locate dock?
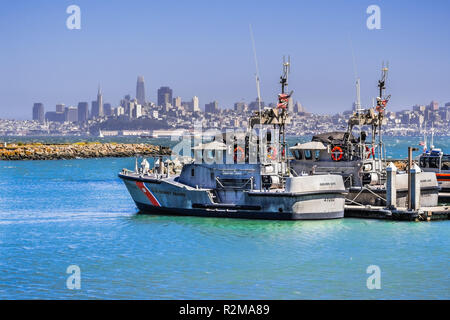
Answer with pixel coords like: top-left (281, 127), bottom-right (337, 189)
top-left (345, 205), bottom-right (450, 221)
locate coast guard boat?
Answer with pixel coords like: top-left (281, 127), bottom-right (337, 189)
top-left (290, 65), bottom-right (440, 207)
top-left (119, 60), bottom-right (347, 220)
top-left (418, 130), bottom-right (450, 193)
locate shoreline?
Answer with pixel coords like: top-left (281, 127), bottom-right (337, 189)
top-left (0, 142), bottom-right (171, 160)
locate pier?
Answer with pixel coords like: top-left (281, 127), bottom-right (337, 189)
top-left (344, 205), bottom-right (449, 221)
top-left (343, 150), bottom-right (449, 221)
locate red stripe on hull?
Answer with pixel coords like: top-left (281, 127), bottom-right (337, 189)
top-left (136, 181), bottom-right (161, 206)
top-left (436, 173), bottom-right (450, 181)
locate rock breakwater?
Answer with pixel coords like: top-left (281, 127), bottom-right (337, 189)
top-left (0, 143), bottom-right (171, 160)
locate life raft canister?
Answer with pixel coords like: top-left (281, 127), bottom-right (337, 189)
top-left (234, 146), bottom-right (245, 162)
top-left (267, 146), bottom-right (277, 160)
top-left (331, 146), bottom-right (343, 161)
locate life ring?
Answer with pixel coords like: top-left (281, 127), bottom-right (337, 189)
top-left (331, 146), bottom-right (343, 161)
top-left (234, 146), bottom-right (245, 162)
top-left (365, 146), bottom-right (375, 159)
top-left (267, 146), bottom-right (277, 160)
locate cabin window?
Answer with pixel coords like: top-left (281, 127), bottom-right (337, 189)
top-left (315, 150), bottom-right (320, 160)
top-left (295, 150), bottom-right (302, 160)
top-left (191, 168), bottom-right (195, 176)
top-left (211, 172), bottom-right (215, 180)
top-left (420, 157), bottom-right (427, 168)
top-left (429, 157), bottom-right (439, 168)
top-left (304, 150), bottom-right (312, 160)
top-left (442, 156), bottom-right (450, 170)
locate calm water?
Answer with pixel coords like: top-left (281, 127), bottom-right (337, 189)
top-left (0, 137), bottom-right (449, 299)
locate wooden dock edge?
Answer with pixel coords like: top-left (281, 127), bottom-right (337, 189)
top-left (344, 205), bottom-right (450, 221)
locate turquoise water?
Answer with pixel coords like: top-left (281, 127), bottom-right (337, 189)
top-left (0, 137), bottom-right (449, 299)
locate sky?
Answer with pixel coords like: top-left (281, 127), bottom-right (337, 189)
top-left (0, 0), bottom-right (449, 119)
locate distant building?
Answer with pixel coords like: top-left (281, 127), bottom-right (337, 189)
top-left (45, 111), bottom-right (64, 122)
top-left (103, 103), bottom-right (112, 117)
top-left (64, 106), bottom-right (78, 122)
top-left (91, 86), bottom-right (103, 118)
top-left (97, 86), bottom-right (103, 117)
top-left (173, 96), bottom-right (182, 109)
top-left (192, 96), bottom-right (200, 112)
top-left (77, 102), bottom-right (89, 122)
top-left (205, 101), bottom-right (219, 114)
top-left (132, 104), bottom-right (142, 118)
top-left (294, 101), bottom-right (305, 113)
top-left (249, 97), bottom-right (265, 111)
top-left (91, 101), bottom-right (98, 119)
top-left (115, 106), bottom-right (125, 116)
top-left (429, 100), bottom-right (439, 111)
top-left (234, 102), bottom-right (247, 113)
top-left (287, 97), bottom-right (294, 113)
top-left (136, 76), bottom-right (146, 105)
top-left (56, 103), bottom-right (65, 113)
top-left (157, 86), bottom-right (173, 107)
top-left (413, 105), bottom-right (426, 113)
top-left (32, 103), bottom-right (44, 122)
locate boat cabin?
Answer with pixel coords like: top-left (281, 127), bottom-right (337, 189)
top-left (419, 149), bottom-right (450, 173)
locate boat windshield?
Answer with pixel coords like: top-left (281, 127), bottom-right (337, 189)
top-left (442, 155), bottom-right (450, 170)
top-left (420, 155), bottom-right (441, 169)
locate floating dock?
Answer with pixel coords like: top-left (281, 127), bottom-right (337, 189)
top-left (344, 205), bottom-right (450, 221)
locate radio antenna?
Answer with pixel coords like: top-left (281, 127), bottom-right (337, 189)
top-left (349, 35), bottom-right (362, 113)
top-left (249, 24), bottom-right (262, 114)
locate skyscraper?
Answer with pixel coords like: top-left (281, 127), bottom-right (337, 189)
top-left (97, 85), bottom-right (103, 117)
top-left (64, 106), bottom-right (78, 122)
top-left (103, 103), bottom-right (112, 117)
top-left (91, 101), bottom-right (97, 119)
top-left (157, 86), bottom-right (173, 107)
top-left (77, 102), bottom-right (89, 122)
top-left (205, 101), bottom-right (219, 114)
top-left (192, 96), bottom-right (200, 112)
top-left (136, 76), bottom-right (146, 105)
top-left (56, 103), bottom-right (65, 113)
top-left (173, 96), bottom-right (182, 109)
top-left (91, 86), bottom-right (104, 119)
top-left (32, 103), bottom-right (44, 122)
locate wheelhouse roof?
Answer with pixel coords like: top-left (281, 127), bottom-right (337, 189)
top-left (290, 141), bottom-right (327, 150)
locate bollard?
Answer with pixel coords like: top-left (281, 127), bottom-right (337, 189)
top-left (407, 146), bottom-right (419, 210)
top-left (410, 163), bottom-right (421, 210)
top-left (386, 162), bottom-right (397, 208)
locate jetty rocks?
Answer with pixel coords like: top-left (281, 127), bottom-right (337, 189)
top-left (0, 143), bottom-right (171, 160)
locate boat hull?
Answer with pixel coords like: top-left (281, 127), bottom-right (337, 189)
top-left (119, 174), bottom-right (345, 220)
top-left (134, 201), bottom-right (344, 220)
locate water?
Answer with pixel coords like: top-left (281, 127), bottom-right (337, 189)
top-left (0, 137), bottom-right (449, 299)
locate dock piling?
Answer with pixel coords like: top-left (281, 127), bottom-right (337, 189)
top-left (386, 162), bottom-right (397, 208)
top-left (410, 163), bottom-right (421, 210)
top-left (407, 147), bottom-right (419, 210)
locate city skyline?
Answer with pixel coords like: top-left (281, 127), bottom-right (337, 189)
top-left (1, 0), bottom-right (450, 119)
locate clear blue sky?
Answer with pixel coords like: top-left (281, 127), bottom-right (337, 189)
top-left (0, 0), bottom-right (449, 119)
